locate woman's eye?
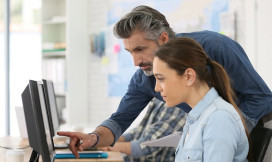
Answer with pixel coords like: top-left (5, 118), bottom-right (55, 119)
top-left (157, 77), bottom-right (164, 81)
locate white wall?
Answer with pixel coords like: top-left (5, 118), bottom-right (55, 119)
top-left (255, 0), bottom-right (272, 89)
top-left (229, 0), bottom-right (272, 90)
top-left (87, 0), bottom-right (121, 128)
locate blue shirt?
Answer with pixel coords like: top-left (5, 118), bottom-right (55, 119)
top-left (175, 88), bottom-right (248, 162)
top-left (100, 30), bottom-right (272, 144)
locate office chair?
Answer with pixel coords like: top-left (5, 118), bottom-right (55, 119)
top-left (250, 126), bottom-right (272, 162)
top-left (256, 112), bottom-right (272, 126)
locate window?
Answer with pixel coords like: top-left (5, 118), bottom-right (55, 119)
top-left (0, 0), bottom-right (6, 136)
top-left (0, 0), bottom-right (42, 136)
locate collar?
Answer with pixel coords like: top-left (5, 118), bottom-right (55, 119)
top-left (186, 87), bottom-right (219, 124)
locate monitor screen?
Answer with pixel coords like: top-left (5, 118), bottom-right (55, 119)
top-left (21, 80), bottom-right (55, 162)
top-left (42, 79), bottom-right (60, 137)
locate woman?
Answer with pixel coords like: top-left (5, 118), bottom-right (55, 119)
top-left (153, 37), bottom-right (251, 161)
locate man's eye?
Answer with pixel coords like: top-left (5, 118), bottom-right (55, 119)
top-left (135, 48), bottom-right (143, 52)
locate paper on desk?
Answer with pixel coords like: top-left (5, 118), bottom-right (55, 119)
top-left (141, 132), bottom-right (182, 147)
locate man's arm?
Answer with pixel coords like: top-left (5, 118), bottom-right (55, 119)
top-left (91, 126), bottom-right (115, 147)
top-left (57, 126), bottom-right (114, 158)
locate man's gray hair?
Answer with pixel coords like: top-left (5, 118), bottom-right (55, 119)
top-left (113, 5), bottom-right (175, 41)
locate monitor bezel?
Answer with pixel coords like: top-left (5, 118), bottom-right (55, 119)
top-left (42, 79), bottom-right (61, 137)
top-left (22, 80), bottom-right (55, 162)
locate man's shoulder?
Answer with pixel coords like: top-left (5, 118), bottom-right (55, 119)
top-left (176, 30), bottom-right (226, 42)
top-left (176, 30), bottom-right (220, 37)
top-left (176, 30), bottom-right (235, 50)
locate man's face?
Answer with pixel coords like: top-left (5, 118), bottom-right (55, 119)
top-left (123, 31), bottom-right (160, 76)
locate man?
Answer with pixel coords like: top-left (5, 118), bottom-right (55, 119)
top-left (100, 98), bottom-right (186, 162)
top-left (58, 5), bottom-right (272, 158)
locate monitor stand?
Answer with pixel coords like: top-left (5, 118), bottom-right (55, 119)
top-left (29, 149), bottom-right (39, 162)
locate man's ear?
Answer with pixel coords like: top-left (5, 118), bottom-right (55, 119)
top-left (185, 68), bottom-right (196, 86)
top-left (158, 32), bottom-right (169, 45)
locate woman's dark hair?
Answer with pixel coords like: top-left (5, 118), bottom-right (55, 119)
top-left (155, 37), bottom-right (252, 161)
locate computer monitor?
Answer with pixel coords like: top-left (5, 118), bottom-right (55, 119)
top-left (21, 80), bottom-right (55, 162)
top-left (42, 79), bottom-right (60, 137)
top-left (42, 79), bottom-right (69, 149)
top-left (22, 80), bottom-right (108, 160)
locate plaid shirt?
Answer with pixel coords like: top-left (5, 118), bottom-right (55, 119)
top-left (122, 98), bottom-right (187, 162)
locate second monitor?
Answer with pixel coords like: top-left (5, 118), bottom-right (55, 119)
top-left (42, 79), bottom-right (68, 149)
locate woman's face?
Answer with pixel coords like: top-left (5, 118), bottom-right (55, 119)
top-left (153, 57), bottom-right (190, 107)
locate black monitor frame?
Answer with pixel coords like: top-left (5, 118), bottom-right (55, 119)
top-left (21, 80), bottom-right (55, 162)
top-left (42, 79), bottom-right (61, 137)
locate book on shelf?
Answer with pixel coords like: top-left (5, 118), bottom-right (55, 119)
top-left (42, 58), bottom-right (66, 95)
top-left (42, 48), bottom-right (66, 53)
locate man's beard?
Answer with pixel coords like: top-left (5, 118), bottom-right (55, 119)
top-left (139, 62), bottom-right (153, 76)
top-left (143, 67), bottom-right (153, 76)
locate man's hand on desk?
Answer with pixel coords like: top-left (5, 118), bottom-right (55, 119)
top-left (98, 142), bottom-right (132, 155)
top-left (57, 131), bottom-right (98, 158)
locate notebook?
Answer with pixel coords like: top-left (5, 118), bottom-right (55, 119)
top-left (54, 151), bottom-right (108, 159)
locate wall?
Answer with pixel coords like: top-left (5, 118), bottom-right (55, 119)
top-left (87, 0), bottom-right (122, 129)
top-left (229, 0), bottom-right (272, 90)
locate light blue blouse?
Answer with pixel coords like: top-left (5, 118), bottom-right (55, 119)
top-left (175, 88), bottom-right (248, 162)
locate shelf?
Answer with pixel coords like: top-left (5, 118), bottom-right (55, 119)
top-left (43, 16), bottom-right (66, 24)
top-left (42, 50), bottom-right (66, 58)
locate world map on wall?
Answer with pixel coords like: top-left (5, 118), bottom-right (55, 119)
top-left (106, 0), bottom-right (229, 97)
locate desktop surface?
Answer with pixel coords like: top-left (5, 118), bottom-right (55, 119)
top-left (0, 137), bottom-right (123, 162)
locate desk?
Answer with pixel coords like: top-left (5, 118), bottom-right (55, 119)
top-left (0, 137), bottom-right (123, 162)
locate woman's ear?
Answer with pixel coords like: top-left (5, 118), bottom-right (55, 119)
top-left (185, 68), bottom-right (196, 86)
top-left (158, 32), bottom-right (169, 45)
